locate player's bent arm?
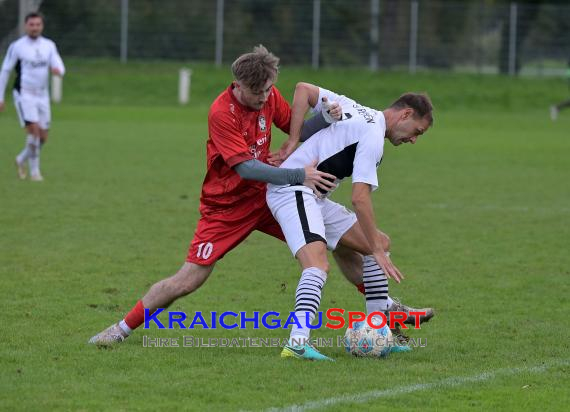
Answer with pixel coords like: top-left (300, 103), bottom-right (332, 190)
top-left (292, 83), bottom-right (341, 142)
top-left (234, 159), bottom-right (305, 185)
top-left (275, 82), bottom-right (321, 155)
top-left (289, 82), bottom-right (321, 142)
top-left (234, 160), bottom-right (336, 193)
top-left (269, 83), bottom-right (339, 166)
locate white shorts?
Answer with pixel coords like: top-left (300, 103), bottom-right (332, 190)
top-left (13, 89), bottom-right (51, 130)
top-left (267, 185), bottom-right (358, 256)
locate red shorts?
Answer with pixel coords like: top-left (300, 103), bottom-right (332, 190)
top-left (187, 199), bottom-right (285, 265)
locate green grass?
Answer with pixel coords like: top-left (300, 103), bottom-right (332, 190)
top-left (1, 61), bottom-right (569, 411)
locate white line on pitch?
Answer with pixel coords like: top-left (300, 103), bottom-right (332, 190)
top-left (261, 359), bottom-right (569, 412)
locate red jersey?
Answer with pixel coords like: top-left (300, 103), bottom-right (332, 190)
top-left (199, 84), bottom-right (291, 214)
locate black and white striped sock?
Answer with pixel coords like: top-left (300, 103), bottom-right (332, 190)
top-left (363, 255), bottom-right (389, 314)
top-left (290, 267), bottom-right (327, 345)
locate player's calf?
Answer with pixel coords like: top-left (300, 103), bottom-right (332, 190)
top-left (88, 262), bottom-right (214, 345)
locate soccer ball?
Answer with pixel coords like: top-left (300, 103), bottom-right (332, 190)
top-left (343, 319), bottom-right (392, 357)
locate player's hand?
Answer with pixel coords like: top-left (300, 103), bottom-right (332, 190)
top-left (0, 102), bottom-right (4, 112)
top-left (303, 160), bottom-right (337, 196)
top-left (51, 68), bottom-right (62, 76)
top-left (268, 139), bottom-right (297, 166)
top-left (372, 251), bottom-right (404, 284)
top-left (322, 97), bottom-right (342, 123)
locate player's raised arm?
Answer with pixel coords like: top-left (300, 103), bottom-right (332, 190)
top-left (268, 82), bottom-right (341, 166)
top-left (289, 82), bottom-right (321, 142)
top-left (351, 182), bottom-right (404, 283)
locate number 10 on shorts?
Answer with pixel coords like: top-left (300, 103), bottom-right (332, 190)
top-left (196, 242), bottom-right (213, 259)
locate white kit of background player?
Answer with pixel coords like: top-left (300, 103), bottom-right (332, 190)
top-left (0, 13), bottom-right (65, 181)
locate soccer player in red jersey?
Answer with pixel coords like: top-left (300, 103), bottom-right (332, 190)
top-left (89, 46), bottom-right (433, 345)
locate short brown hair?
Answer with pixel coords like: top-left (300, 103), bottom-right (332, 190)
top-left (231, 45), bottom-right (280, 90)
top-left (25, 12), bottom-right (43, 23)
top-left (390, 93), bottom-right (434, 126)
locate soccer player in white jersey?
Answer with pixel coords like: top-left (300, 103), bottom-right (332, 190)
top-left (267, 83), bottom-right (433, 361)
top-left (0, 12), bottom-right (65, 181)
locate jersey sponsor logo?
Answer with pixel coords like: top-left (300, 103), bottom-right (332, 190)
top-left (256, 136), bottom-right (267, 146)
top-left (249, 144), bottom-right (262, 159)
top-left (258, 115), bottom-right (266, 132)
top-left (249, 136), bottom-right (267, 159)
top-left (25, 60), bottom-right (48, 68)
top-left (352, 104), bottom-right (376, 123)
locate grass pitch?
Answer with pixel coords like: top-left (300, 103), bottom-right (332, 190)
top-left (0, 61), bottom-right (569, 411)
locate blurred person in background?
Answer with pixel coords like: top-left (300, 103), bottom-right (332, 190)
top-left (0, 12), bottom-right (65, 181)
top-left (550, 55), bottom-right (570, 121)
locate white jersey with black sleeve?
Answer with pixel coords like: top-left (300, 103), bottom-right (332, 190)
top-left (269, 87), bottom-right (385, 196)
top-left (0, 35), bottom-right (65, 101)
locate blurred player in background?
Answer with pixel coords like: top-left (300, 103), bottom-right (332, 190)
top-left (89, 46), bottom-right (433, 346)
top-left (550, 55), bottom-right (570, 120)
top-left (0, 12), bottom-right (65, 181)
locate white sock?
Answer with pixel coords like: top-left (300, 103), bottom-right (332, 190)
top-left (28, 137), bottom-right (41, 176)
top-left (119, 320), bottom-right (133, 335)
top-left (290, 267), bottom-right (327, 345)
top-left (16, 135), bottom-right (34, 164)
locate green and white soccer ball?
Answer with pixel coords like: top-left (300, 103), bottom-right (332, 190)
top-left (343, 319), bottom-right (392, 357)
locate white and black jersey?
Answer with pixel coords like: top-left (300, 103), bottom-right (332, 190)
top-left (272, 88), bottom-right (385, 196)
top-left (0, 35), bottom-right (65, 100)
top-left (266, 88), bottom-right (385, 257)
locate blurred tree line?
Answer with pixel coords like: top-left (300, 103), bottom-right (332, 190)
top-left (0, 0), bottom-right (568, 73)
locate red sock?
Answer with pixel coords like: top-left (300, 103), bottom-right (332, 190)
top-left (356, 282), bottom-right (365, 295)
top-left (123, 300), bottom-right (151, 330)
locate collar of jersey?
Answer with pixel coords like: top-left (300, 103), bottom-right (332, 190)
top-left (25, 35), bottom-right (42, 43)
